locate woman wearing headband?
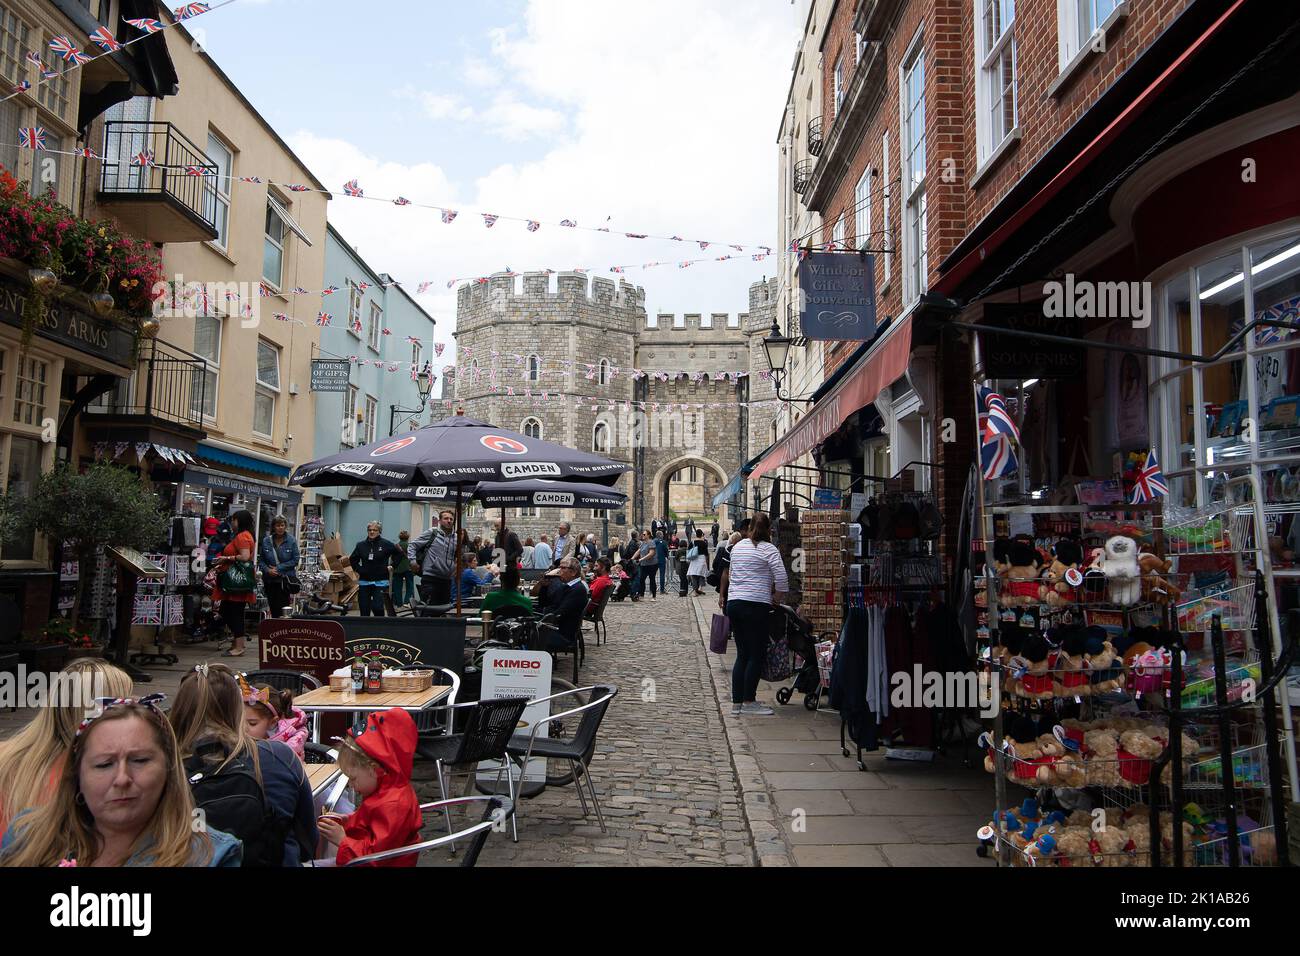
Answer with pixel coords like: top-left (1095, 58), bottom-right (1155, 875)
top-left (0, 657), bottom-right (133, 843)
top-left (0, 695), bottom-right (242, 866)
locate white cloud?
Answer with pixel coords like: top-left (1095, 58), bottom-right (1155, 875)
top-left (480, 91), bottom-right (565, 140)
top-left (463, 56), bottom-right (501, 88)
top-left (418, 92), bottom-right (475, 122)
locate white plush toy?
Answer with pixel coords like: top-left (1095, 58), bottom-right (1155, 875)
top-left (1098, 535), bottom-right (1141, 605)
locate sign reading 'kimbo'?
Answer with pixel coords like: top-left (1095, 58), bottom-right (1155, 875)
top-left (798, 252), bottom-right (878, 341)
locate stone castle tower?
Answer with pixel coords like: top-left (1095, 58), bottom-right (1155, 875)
top-left (451, 271), bottom-right (778, 542)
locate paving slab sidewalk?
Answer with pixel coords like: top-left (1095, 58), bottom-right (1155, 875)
top-left (688, 595), bottom-right (996, 867)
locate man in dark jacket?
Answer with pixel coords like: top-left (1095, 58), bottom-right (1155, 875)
top-left (534, 557), bottom-right (589, 649)
top-left (494, 518), bottom-right (523, 568)
top-left (409, 510), bottom-right (457, 605)
top-left (349, 522), bottom-right (402, 616)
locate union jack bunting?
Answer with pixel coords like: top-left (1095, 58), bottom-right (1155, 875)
top-left (441, 209), bottom-right (458, 223)
top-left (342, 179), bottom-right (362, 197)
top-left (89, 27), bottom-right (122, 51)
top-left (25, 51), bottom-right (42, 65)
top-left (526, 221), bottom-right (540, 232)
top-left (1130, 448), bottom-right (1168, 504)
top-left (482, 213), bottom-right (498, 228)
top-left (445, 280), bottom-right (456, 289)
top-left (183, 165), bottom-right (210, 176)
top-left (48, 36), bottom-right (81, 61)
top-left (560, 220), bottom-right (577, 227)
top-left (316, 312), bottom-right (331, 326)
top-left (381, 328), bottom-right (391, 336)
top-left (351, 318), bottom-right (363, 334)
top-left (291, 287), bottom-right (309, 295)
top-left (17, 127), bottom-right (46, 150)
top-left (272, 312), bottom-right (289, 322)
top-left (434, 343), bottom-right (444, 357)
top-left (698, 241), bottom-right (710, 250)
top-left (760, 246), bottom-right (772, 255)
top-left (716, 255), bottom-right (732, 261)
top-left (174, 3), bottom-right (211, 19)
top-left (417, 281), bottom-right (432, 294)
top-left (321, 285), bottom-right (338, 296)
top-left (131, 148), bottom-right (155, 167)
top-left (393, 197), bottom-right (411, 206)
top-left (41, 69), bottom-right (58, 79)
top-left (77, 147), bottom-right (99, 158)
top-left (978, 385), bottom-right (1020, 444)
top-left (238, 176), bottom-right (263, 183)
top-left (125, 18), bottom-right (164, 33)
top-left (12, 81), bottom-right (30, 93)
top-left (669, 236), bottom-right (682, 241)
top-left (752, 254), bottom-right (768, 261)
top-left (406, 336), bottom-right (420, 345)
top-left (610, 266), bottom-right (624, 274)
top-left (287, 184), bottom-right (309, 192)
top-left (625, 233), bottom-right (647, 239)
top-left (679, 261), bottom-right (692, 269)
top-left (730, 245), bottom-right (743, 252)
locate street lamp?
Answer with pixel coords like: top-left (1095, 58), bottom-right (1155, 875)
top-left (389, 363), bottom-right (435, 435)
top-left (762, 318), bottom-right (812, 404)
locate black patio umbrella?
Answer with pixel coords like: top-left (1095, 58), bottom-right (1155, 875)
top-left (290, 414), bottom-right (631, 613)
top-left (374, 479), bottom-right (626, 510)
top-left (289, 415), bottom-right (628, 488)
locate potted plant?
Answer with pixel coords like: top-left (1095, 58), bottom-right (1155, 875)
top-left (42, 618), bottom-right (103, 659)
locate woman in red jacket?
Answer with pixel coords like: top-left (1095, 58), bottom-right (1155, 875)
top-left (212, 509), bottom-right (257, 657)
top-left (318, 708), bottom-right (422, 867)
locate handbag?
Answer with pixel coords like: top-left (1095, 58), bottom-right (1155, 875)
top-left (709, 613), bottom-right (730, 653)
top-left (762, 630), bottom-right (792, 682)
top-left (218, 560), bottom-right (257, 595)
top-left (687, 546), bottom-right (700, 561)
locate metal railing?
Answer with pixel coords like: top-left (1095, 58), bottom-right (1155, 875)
top-left (807, 117), bottom-right (824, 157)
top-left (99, 121), bottom-right (219, 229)
top-left (87, 340), bottom-right (208, 431)
top-left (793, 160), bottom-right (813, 195)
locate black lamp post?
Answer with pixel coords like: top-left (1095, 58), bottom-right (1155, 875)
top-left (762, 318), bottom-right (812, 404)
top-left (389, 363), bottom-right (434, 435)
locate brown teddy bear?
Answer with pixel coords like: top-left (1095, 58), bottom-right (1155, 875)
top-left (999, 537), bottom-right (1044, 607)
top-left (1054, 627), bottom-right (1092, 698)
top-left (1053, 827), bottom-right (1094, 866)
top-left (1040, 537), bottom-right (1084, 607)
top-left (1084, 729), bottom-right (1122, 787)
top-left (1094, 825), bottom-right (1130, 867)
top-left (1118, 729), bottom-right (1166, 787)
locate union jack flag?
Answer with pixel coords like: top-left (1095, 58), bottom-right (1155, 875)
top-left (343, 179), bottom-right (362, 197)
top-left (981, 433), bottom-right (1018, 480)
top-left (441, 209), bottom-right (458, 223)
top-left (17, 127), bottom-right (45, 150)
top-left (89, 27), bottom-right (122, 51)
top-left (174, 3), bottom-right (211, 19)
top-left (434, 343), bottom-right (444, 356)
top-left (356, 282), bottom-right (369, 292)
top-left (625, 233), bottom-right (646, 239)
top-left (238, 176), bottom-right (263, 183)
top-left (125, 18), bottom-right (164, 33)
top-left (77, 147), bottom-right (99, 158)
top-left (316, 312), bottom-right (331, 326)
top-left (406, 336), bottom-right (420, 345)
top-left (381, 328), bottom-right (391, 336)
top-left (669, 235), bottom-right (682, 241)
top-left (526, 221), bottom-right (540, 232)
top-left (482, 213), bottom-right (498, 228)
top-left (417, 281), bottom-right (432, 294)
top-left (445, 279), bottom-right (456, 289)
top-left (183, 165), bottom-right (210, 176)
top-left (610, 266), bottom-right (625, 274)
top-left (351, 318), bottom-right (363, 334)
top-left (1130, 448), bottom-right (1168, 504)
top-left (131, 148), bottom-right (155, 167)
top-left (679, 261), bottom-right (692, 269)
top-left (716, 256), bottom-right (732, 261)
top-left (287, 184), bottom-right (309, 192)
top-left (25, 51), bottom-right (42, 65)
top-left (393, 196), bottom-right (411, 206)
top-left (978, 385), bottom-right (1020, 444)
top-left (291, 287), bottom-right (309, 295)
top-left (257, 284), bottom-right (272, 298)
top-left (272, 312), bottom-right (289, 322)
top-left (48, 36), bottom-right (81, 61)
top-left (1253, 295), bottom-right (1300, 344)
top-left (560, 219), bottom-right (577, 227)
top-left (12, 81), bottom-right (30, 93)
top-left (730, 245), bottom-right (743, 252)
top-left (321, 285), bottom-right (338, 296)
top-left (699, 241), bottom-right (710, 250)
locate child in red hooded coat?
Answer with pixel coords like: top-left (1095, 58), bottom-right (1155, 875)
top-left (317, 708), bottom-right (422, 867)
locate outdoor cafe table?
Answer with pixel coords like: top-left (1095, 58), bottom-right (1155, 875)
top-left (306, 763), bottom-right (343, 798)
top-left (294, 684), bottom-right (455, 743)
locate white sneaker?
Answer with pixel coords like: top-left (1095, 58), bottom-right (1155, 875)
top-left (730, 703), bottom-right (742, 716)
top-left (741, 702), bottom-right (775, 716)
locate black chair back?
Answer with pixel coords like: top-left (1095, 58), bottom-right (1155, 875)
top-left (449, 697), bottom-right (530, 765)
top-left (460, 796), bottom-right (513, 867)
top-left (488, 602), bottom-right (532, 622)
top-left (303, 742), bottom-right (336, 764)
top-left (243, 669), bottom-right (321, 695)
top-left (571, 685), bottom-right (618, 763)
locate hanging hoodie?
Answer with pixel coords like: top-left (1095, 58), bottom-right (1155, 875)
top-left (270, 707), bottom-right (310, 761)
top-left (335, 708), bottom-right (423, 868)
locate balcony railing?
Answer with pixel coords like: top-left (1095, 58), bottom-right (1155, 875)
top-left (97, 121), bottom-right (219, 243)
top-left (793, 160), bottom-right (814, 196)
top-left (85, 339), bottom-right (208, 436)
top-left (807, 117), bottom-right (824, 157)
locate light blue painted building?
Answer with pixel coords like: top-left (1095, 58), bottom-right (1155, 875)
top-left (311, 224), bottom-right (438, 549)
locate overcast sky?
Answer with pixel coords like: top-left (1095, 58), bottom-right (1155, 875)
top-left (195, 0), bottom-right (801, 362)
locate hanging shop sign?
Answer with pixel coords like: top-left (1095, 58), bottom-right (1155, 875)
top-left (311, 359), bottom-right (352, 392)
top-left (980, 303), bottom-right (1084, 379)
top-left (182, 468), bottom-right (302, 505)
top-left (797, 253), bottom-right (878, 341)
top-left (0, 269), bottom-right (134, 371)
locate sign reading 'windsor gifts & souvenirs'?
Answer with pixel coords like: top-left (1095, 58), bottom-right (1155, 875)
top-left (798, 252), bottom-right (878, 341)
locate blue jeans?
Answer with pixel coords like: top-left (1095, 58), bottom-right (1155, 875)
top-left (392, 571), bottom-right (415, 606)
top-left (635, 565), bottom-right (657, 597)
top-left (658, 563), bottom-right (667, 593)
top-left (358, 583), bottom-right (389, 616)
top-left (727, 600), bottom-right (771, 703)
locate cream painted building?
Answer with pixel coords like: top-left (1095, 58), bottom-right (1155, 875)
top-left (81, 9), bottom-right (329, 538)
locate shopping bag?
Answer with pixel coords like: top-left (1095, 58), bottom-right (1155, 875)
top-left (762, 632), bottom-right (792, 682)
top-left (709, 613), bottom-right (730, 653)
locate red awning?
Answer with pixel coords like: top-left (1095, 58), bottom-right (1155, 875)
top-left (750, 315), bottom-right (913, 482)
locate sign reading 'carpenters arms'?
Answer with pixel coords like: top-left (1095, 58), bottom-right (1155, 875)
top-left (0, 271), bottom-right (135, 369)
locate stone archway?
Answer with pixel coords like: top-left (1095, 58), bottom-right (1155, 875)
top-left (647, 454), bottom-right (728, 528)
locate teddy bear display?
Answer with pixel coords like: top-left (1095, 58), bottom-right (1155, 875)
top-left (1081, 547), bottom-right (1109, 601)
top-left (1040, 537), bottom-right (1084, 607)
top-left (1017, 634), bottom-right (1055, 700)
top-left (1054, 626), bottom-right (1092, 698)
top-left (1052, 828), bottom-right (1094, 866)
top-left (1117, 728), bottom-right (1166, 785)
top-left (1096, 535), bottom-right (1141, 605)
top-left (1083, 728), bottom-right (1123, 787)
top-left (1138, 550), bottom-right (1182, 604)
top-left (999, 537), bottom-right (1045, 607)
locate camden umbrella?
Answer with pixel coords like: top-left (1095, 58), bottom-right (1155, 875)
top-left (375, 479), bottom-right (627, 511)
top-left (289, 415), bottom-right (629, 488)
top-left (290, 414), bottom-right (630, 613)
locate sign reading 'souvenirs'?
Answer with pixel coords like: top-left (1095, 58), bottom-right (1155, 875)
top-left (0, 273), bottom-right (135, 370)
top-left (798, 252), bottom-right (878, 341)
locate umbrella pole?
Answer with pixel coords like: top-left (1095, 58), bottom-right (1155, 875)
top-left (501, 506), bottom-right (507, 567)
top-left (455, 496), bottom-right (463, 616)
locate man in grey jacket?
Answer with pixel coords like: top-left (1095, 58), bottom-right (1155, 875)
top-left (408, 509), bottom-right (458, 605)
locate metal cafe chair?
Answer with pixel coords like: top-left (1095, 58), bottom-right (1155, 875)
top-left (338, 796), bottom-right (514, 867)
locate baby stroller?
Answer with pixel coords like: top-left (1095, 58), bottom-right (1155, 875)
top-left (610, 564), bottom-right (633, 602)
top-left (772, 605), bottom-right (830, 711)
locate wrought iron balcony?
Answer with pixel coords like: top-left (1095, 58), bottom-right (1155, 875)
top-left (793, 160), bottom-right (814, 196)
top-left (97, 121), bottom-right (219, 243)
top-left (807, 117), bottom-right (824, 157)
top-left (84, 339), bottom-right (209, 440)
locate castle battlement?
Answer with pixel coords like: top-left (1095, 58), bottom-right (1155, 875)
top-left (456, 271), bottom-right (647, 313)
top-left (748, 277), bottom-right (778, 312)
top-left (642, 313), bottom-right (750, 335)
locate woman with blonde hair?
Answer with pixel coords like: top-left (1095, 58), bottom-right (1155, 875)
top-left (0, 657), bottom-right (133, 841)
top-left (0, 696), bottom-right (241, 866)
top-left (170, 663), bottom-right (317, 867)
